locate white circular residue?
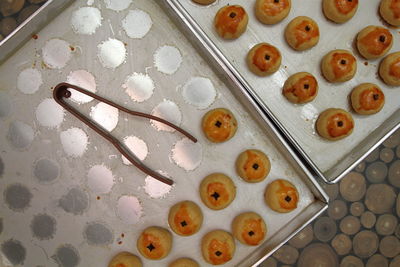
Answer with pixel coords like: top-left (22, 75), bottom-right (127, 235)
top-left (150, 100), bottom-right (182, 132)
top-left (301, 104), bottom-right (319, 121)
top-left (36, 98), bottom-right (65, 128)
top-left (17, 68), bottom-right (42, 94)
top-left (122, 9), bottom-right (152, 39)
top-left (71, 7), bottom-right (102, 35)
top-left (144, 171), bottom-right (173, 199)
top-left (122, 72), bottom-right (154, 102)
top-left (90, 102), bottom-right (119, 132)
top-left (154, 45), bottom-right (182, 75)
top-left (117, 195), bottom-right (143, 224)
top-left (66, 69), bottom-right (97, 104)
top-left (97, 38), bottom-right (126, 69)
top-left (122, 135), bottom-right (148, 165)
top-left (42, 39), bottom-right (72, 69)
top-left (87, 165), bottom-right (114, 194)
top-left (182, 77), bottom-right (217, 109)
top-left (7, 121), bottom-right (34, 149)
top-left (171, 138), bottom-right (202, 171)
top-left (60, 128), bottom-right (88, 158)
top-left (103, 0), bottom-right (132, 11)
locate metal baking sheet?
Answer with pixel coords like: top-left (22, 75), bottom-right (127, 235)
top-left (0, 0), bottom-right (327, 266)
top-left (174, 0), bottom-right (400, 183)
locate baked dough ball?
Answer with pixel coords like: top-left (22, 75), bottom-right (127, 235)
top-left (380, 0), bottom-right (400, 26)
top-left (201, 230), bottom-right (235, 265)
top-left (169, 258), bottom-right (200, 267)
top-left (356, 26), bottom-right (393, 59)
top-left (323, 0), bottom-right (359, 23)
top-left (137, 226), bottom-right (172, 260)
top-left (351, 83), bottom-right (385, 115)
top-left (264, 179), bottom-right (299, 213)
top-left (255, 0), bottom-right (291, 25)
top-left (108, 252), bottom-right (142, 267)
top-left (379, 51), bottom-right (400, 86)
top-left (247, 43), bottom-right (282, 76)
top-left (168, 200), bottom-right (203, 236)
top-left (192, 0), bottom-right (216, 5)
top-left (235, 149), bottom-right (271, 183)
top-left (321, 49), bottom-right (357, 83)
top-left (200, 173), bottom-right (236, 210)
top-left (232, 212), bottom-right (267, 246)
top-left (285, 16), bottom-right (319, 51)
top-left (202, 108), bottom-right (238, 143)
top-left (316, 108), bottom-right (354, 141)
top-left (214, 5), bottom-right (248, 39)
top-left (282, 72), bottom-right (318, 104)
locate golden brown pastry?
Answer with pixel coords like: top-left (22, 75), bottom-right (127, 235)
top-left (356, 26), bottom-right (393, 59)
top-left (380, 0), bottom-right (400, 26)
top-left (321, 49), bottom-right (357, 83)
top-left (235, 149), bottom-right (271, 183)
top-left (246, 43), bottom-right (282, 76)
top-left (200, 173), bottom-right (236, 210)
top-left (201, 108), bottom-right (238, 143)
top-left (379, 51), bottom-right (400, 86)
top-left (168, 200), bottom-right (203, 236)
top-left (351, 83), bottom-right (385, 115)
top-left (169, 258), bottom-right (200, 267)
top-left (264, 179), bottom-right (299, 213)
top-left (201, 230), bottom-right (235, 265)
top-left (316, 108), bottom-right (354, 141)
top-left (232, 212), bottom-right (267, 246)
top-left (192, 0), bottom-right (216, 5)
top-left (214, 5), bottom-right (248, 39)
top-left (137, 226), bottom-right (172, 260)
top-left (282, 72), bottom-right (318, 104)
top-left (323, 0), bottom-right (359, 23)
top-left (108, 252), bottom-right (142, 267)
top-left (255, 0), bottom-right (291, 24)
top-left (284, 16), bottom-right (319, 51)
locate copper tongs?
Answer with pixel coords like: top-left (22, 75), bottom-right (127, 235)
top-left (53, 82), bottom-right (197, 186)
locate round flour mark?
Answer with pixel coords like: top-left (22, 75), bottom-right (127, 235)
top-left (36, 98), bottom-right (65, 128)
top-left (97, 38), bottom-right (126, 69)
top-left (90, 102), bottom-right (119, 132)
top-left (4, 183), bottom-right (32, 211)
top-left (154, 45), bottom-right (182, 75)
top-left (1, 239), bottom-right (26, 265)
top-left (59, 188), bottom-right (89, 215)
top-left (31, 214), bottom-right (57, 240)
top-left (171, 138), bottom-right (202, 171)
top-left (60, 128), bottom-right (88, 158)
top-left (117, 195), bottom-right (143, 224)
top-left (52, 244), bottom-right (80, 267)
top-left (71, 7), bottom-right (102, 35)
top-left (103, 0), bottom-right (132, 11)
top-left (83, 221), bottom-right (113, 246)
top-left (87, 165), bottom-right (114, 194)
top-left (7, 121), bottom-right (34, 149)
top-left (17, 68), bottom-right (42, 94)
top-left (0, 91), bottom-right (11, 117)
top-left (33, 158), bottom-right (60, 184)
top-left (301, 104), bottom-right (319, 121)
top-left (122, 72), bottom-right (154, 102)
top-left (66, 70), bottom-right (97, 104)
top-left (182, 77), bottom-right (217, 109)
top-left (122, 135), bottom-right (148, 165)
top-left (150, 100), bottom-right (182, 132)
top-left (144, 171), bottom-right (173, 198)
top-left (122, 9), bottom-right (152, 39)
top-left (42, 39), bottom-right (72, 69)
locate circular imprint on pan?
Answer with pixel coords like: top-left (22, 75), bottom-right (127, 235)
top-left (42, 39), bottom-right (72, 69)
top-left (123, 72), bottom-right (155, 102)
top-left (33, 158), bottom-right (60, 184)
top-left (182, 77), bottom-right (217, 109)
top-left (83, 221), bottom-right (114, 246)
top-left (154, 45), bottom-right (182, 75)
top-left (117, 195), bottom-right (143, 224)
top-left (103, 0), bottom-right (132, 11)
top-left (171, 138), bottom-right (202, 171)
top-left (4, 184), bottom-right (32, 212)
top-left (52, 244), bottom-right (80, 267)
top-left (71, 7), bottom-right (102, 35)
top-left (121, 135), bottom-right (148, 165)
top-left (7, 121), bottom-right (34, 149)
top-left (1, 239), bottom-right (26, 266)
top-left (59, 187), bottom-right (89, 215)
top-left (17, 68), bottom-right (42, 94)
top-left (150, 100), bottom-right (182, 132)
top-left (90, 102), bottom-right (119, 132)
top-left (0, 91), bottom-right (11, 118)
top-left (122, 9), bottom-right (152, 39)
top-left (30, 213), bottom-right (57, 240)
top-left (144, 171), bottom-right (173, 198)
top-left (60, 127), bottom-right (88, 158)
top-left (36, 98), bottom-right (65, 128)
top-left (66, 69), bottom-right (97, 104)
top-left (87, 164), bottom-right (115, 194)
top-left (97, 38), bottom-right (126, 69)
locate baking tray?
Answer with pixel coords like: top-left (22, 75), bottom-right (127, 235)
top-left (173, 0), bottom-right (400, 183)
top-left (0, 0), bottom-right (327, 266)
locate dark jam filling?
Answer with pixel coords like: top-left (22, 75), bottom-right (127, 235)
top-left (215, 251), bottom-right (222, 256)
top-left (285, 196), bottom-right (292, 202)
top-left (373, 94), bottom-right (379, 100)
top-left (248, 231), bottom-right (255, 236)
top-left (229, 12), bottom-right (236, 18)
top-left (304, 84), bottom-right (310, 89)
top-left (305, 25), bottom-right (311, 32)
top-left (379, 35), bottom-right (386, 43)
top-left (340, 59), bottom-right (347, 65)
top-left (211, 192), bottom-right (220, 200)
top-left (337, 121), bottom-right (344, 127)
top-left (147, 243), bottom-right (155, 252)
top-left (215, 121), bottom-right (222, 128)
top-left (252, 163), bottom-right (259, 170)
top-left (265, 54), bottom-right (271, 61)
top-left (180, 220), bottom-right (187, 227)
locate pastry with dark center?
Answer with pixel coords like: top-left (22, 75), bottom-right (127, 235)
top-left (168, 200), bottom-right (203, 236)
top-left (247, 43), bottom-right (282, 76)
top-left (255, 0), bottom-right (291, 24)
top-left (264, 179), bottom-right (299, 213)
top-left (321, 49), bottom-right (357, 83)
top-left (232, 212), bottom-right (267, 246)
top-left (202, 108), bottom-right (238, 143)
top-left (283, 72), bottom-right (318, 104)
top-left (108, 252), bottom-right (142, 267)
top-left (200, 173), bottom-right (236, 210)
top-left (351, 83), bottom-right (385, 115)
top-left (201, 230), bottom-right (235, 265)
top-left (323, 0), bottom-right (359, 23)
top-left (137, 226), bottom-right (172, 260)
top-left (284, 16), bottom-right (320, 51)
top-left (214, 5), bottom-right (249, 39)
top-left (236, 149), bottom-right (271, 183)
top-left (379, 51), bottom-right (400, 86)
top-left (380, 0), bottom-right (400, 26)
top-left (356, 26), bottom-right (393, 59)
top-left (316, 108), bottom-right (354, 141)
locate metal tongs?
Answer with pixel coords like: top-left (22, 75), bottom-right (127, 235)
top-left (53, 83), bottom-right (197, 186)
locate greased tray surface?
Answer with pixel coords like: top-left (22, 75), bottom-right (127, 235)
top-left (176, 0), bottom-right (400, 183)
